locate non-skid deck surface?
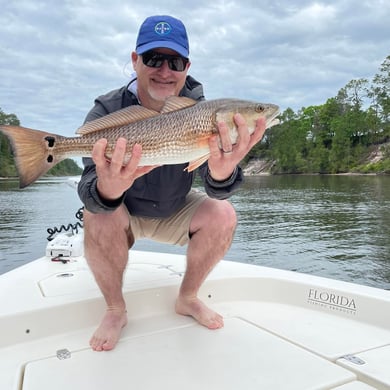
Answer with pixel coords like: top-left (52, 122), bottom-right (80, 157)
top-left (2, 252), bottom-right (390, 389)
top-left (23, 318), bottom-right (354, 390)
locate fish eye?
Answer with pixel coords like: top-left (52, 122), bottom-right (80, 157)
top-left (255, 104), bottom-right (265, 113)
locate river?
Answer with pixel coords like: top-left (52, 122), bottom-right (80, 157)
top-left (1, 175), bottom-right (389, 290)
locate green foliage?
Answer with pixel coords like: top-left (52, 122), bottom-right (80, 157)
top-left (0, 108), bottom-right (20, 176)
top-left (0, 107), bottom-right (82, 178)
top-left (356, 159), bottom-right (390, 174)
top-left (47, 158), bottom-right (82, 176)
top-left (263, 54), bottom-right (390, 174)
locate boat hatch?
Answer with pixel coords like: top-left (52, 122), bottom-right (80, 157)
top-left (337, 345), bottom-right (390, 388)
top-left (22, 318), bottom-right (356, 390)
top-left (38, 263), bottom-right (184, 297)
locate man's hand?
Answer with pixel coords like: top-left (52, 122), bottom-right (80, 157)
top-left (207, 114), bottom-right (267, 181)
top-left (93, 137), bottom-right (158, 201)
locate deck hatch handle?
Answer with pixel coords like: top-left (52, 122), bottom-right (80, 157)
top-left (57, 349), bottom-right (71, 360)
top-left (341, 354), bottom-right (366, 365)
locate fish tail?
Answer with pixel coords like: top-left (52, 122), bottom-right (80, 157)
top-left (0, 125), bottom-right (65, 188)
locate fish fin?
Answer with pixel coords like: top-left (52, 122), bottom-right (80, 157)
top-left (0, 125), bottom-right (64, 188)
top-left (76, 105), bottom-right (160, 135)
top-left (76, 97), bottom-right (197, 135)
top-left (160, 96), bottom-right (198, 114)
top-left (186, 153), bottom-right (210, 172)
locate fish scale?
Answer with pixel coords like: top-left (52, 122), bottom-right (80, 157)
top-left (0, 97), bottom-right (279, 188)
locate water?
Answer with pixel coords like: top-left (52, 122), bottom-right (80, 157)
top-left (1, 175), bottom-right (390, 290)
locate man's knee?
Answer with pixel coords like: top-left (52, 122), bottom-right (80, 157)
top-left (205, 200), bottom-right (237, 233)
top-left (218, 201), bottom-right (237, 229)
top-left (83, 206), bottom-right (133, 247)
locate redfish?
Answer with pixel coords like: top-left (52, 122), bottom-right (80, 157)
top-left (0, 96), bottom-right (279, 188)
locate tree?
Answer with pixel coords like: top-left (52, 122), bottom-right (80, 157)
top-left (341, 79), bottom-right (369, 110)
top-left (268, 108), bottom-right (308, 173)
top-left (0, 108), bottom-right (20, 176)
top-left (368, 55), bottom-right (390, 141)
top-left (0, 108), bottom-right (20, 126)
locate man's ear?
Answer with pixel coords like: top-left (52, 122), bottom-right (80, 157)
top-left (131, 51), bottom-right (139, 68)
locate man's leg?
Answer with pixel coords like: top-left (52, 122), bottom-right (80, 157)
top-left (175, 198), bottom-right (236, 328)
top-left (83, 205), bottom-right (133, 351)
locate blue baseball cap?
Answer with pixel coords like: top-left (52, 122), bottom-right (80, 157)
top-left (136, 15), bottom-right (189, 58)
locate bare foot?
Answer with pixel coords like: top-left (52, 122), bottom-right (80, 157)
top-left (90, 308), bottom-right (128, 351)
top-left (175, 296), bottom-right (224, 329)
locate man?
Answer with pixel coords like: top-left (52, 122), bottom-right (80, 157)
top-left (78, 15), bottom-right (267, 351)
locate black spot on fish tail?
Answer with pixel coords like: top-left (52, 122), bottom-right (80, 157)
top-left (45, 136), bottom-right (56, 147)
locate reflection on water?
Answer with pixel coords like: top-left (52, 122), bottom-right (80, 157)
top-left (0, 177), bottom-right (83, 272)
top-left (1, 175), bottom-right (390, 289)
top-left (229, 175), bottom-right (390, 289)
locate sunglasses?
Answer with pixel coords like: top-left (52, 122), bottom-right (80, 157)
top-left (141, 50), bottom-right (189, 72)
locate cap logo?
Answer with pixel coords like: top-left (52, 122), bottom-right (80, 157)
top-left (154, 22), bottom-right (172, 36)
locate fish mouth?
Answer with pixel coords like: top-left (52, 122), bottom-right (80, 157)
top-left (270, 107), bottom-right (280, 121)
top-left (268, 108), bottom-right (280, 127)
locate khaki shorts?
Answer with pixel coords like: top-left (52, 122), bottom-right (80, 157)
top-left (128, 189), bottom-right (208, 246)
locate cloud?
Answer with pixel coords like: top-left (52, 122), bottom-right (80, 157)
top-left (0, 0), bottom-right (388, 136)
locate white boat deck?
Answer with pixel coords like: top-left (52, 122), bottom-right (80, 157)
top-left (1, 250), bottom-right (390, 389)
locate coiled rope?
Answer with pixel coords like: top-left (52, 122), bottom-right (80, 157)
top-left (46, 207), bottom-right (84, 241)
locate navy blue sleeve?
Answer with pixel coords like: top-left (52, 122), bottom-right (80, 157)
top-left (198, 163), bottom-right (244, 199)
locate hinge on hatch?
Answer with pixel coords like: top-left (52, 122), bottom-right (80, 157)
top-left (57, 349), bottom-right (71, 360)
top-left (341, 354), bottom-right (366, 365)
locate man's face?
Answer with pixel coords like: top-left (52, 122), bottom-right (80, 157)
top-left (132, 48), bottom-right (190, 110)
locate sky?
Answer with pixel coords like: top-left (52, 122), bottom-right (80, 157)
top-left (0, 0), bottom-right (389, 137)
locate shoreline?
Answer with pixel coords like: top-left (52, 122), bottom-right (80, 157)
top-left (242, 158), bottom-right (389, 176)
top-left (243, 172), bottom-right (387, 176)
top-left (1, 172), bottom-right (389, 182)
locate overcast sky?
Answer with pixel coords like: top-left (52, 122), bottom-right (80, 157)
top-left (0, 0), bottom-right (389, 136)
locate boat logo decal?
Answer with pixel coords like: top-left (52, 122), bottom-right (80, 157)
top-left (307, 288), bottom-right (357, 315)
